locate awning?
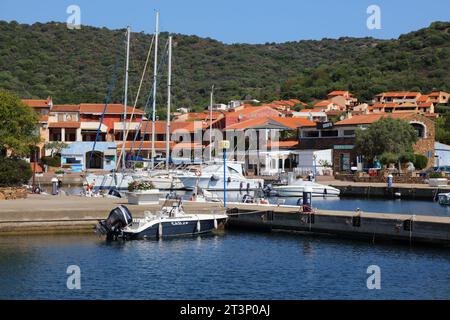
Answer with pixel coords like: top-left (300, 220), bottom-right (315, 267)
top-left (80, 122), bottom-right (108, 133)
top-left (114, 122), bottom-right (141, 131)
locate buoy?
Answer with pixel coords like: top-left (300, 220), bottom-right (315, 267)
top-left (158, 223), bottom-right (163, 237)
top-left (214, 218), bottom-right (218, 229)
top-left (196, 220), bottom-right (201, 233)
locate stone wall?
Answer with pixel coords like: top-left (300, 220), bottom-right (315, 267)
top-left (0, 187), bottom-right (28, 200)
top-left (335, 172), bottom-right (426, 184)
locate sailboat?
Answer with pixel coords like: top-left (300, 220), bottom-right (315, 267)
top-left (85, 12), bottom-right (168, 193)
top-left (84, 24), bottom-right (134, 194)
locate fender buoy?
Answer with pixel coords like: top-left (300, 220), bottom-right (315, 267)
top-left (214, 218), bottom-right (218, 229)
top-left (195, 170), bottom-right (202, 176)
top-left (196, 220), bottom-right (201, 233)
top-left (158, 223), bottom-right (163, 237)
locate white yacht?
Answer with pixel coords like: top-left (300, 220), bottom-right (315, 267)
top-left (270, 179), bottom-right (340, 197)
top-left (178, 162), bottom-right (264, 192)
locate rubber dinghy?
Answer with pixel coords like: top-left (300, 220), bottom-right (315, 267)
top-left (96, 197), bottom-right (228, 240)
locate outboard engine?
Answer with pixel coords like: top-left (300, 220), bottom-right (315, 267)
top-left (96, 205), bottom-right (133, 239)
top-left (107, 187), bottom-right (122, 198)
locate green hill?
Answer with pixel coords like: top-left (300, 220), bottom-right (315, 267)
top-left (0, 20), bottom-right (449, 113)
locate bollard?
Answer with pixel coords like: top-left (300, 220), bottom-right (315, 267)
top-left (387, 174), bottom-right (393, 188)
top-left (51, 177), bottom-right (58, 195)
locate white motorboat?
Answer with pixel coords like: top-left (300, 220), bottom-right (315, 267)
top-left (178, 162), bottom-right (263, 192)
top-left (437, 192), bottom-right (450, 205)
top-left (96, 197), bottom-right (228, 240)
top-left (270, 179), bottom-right (340, 197)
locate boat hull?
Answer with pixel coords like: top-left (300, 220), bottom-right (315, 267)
top-left (179, 176), bottom-right (263, 191)
top-left (123, 217), bottom-right (227, 240)
top-left (272, 186), bottom-right (340, 197)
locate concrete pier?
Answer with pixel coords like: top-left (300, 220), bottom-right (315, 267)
top-left (226, 204), bottom-right (450, 246)
top-left (332, 184), bottom-right (450, 200)
top-left (1, 195), bottom-right (449, 246)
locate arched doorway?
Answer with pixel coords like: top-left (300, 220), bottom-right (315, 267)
top-left (410, 122), bottom-right (426, 138)
top-left (86, 151), bottom-right (104, 169)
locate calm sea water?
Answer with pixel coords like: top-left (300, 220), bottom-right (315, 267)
top-left (0, 230), bottom-right (449, 300)
top-left (2, 191), bottom-right (448, 300)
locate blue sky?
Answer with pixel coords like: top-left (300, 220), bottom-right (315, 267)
top-left (0, 0), bottom-right (449, 43)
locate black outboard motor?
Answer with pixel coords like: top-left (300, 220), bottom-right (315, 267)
top-left (107, 187), bottom-right (122, 198)
top-left (96, 205), bottom-right (133, 240)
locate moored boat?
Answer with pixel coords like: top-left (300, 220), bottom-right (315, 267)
top-left (437, 192), bottom-right (450, 205)
top-left (96, 198), bottom-right (228, 240)
top-left (269, 179), bottom-right (340, 197)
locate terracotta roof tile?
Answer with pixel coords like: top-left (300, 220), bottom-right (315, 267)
top-left (335, 113), bottom-right (417, 126)
top-left (52, 104), bottom-right (80, 112)
top-left (22, 99), bottom-right (51, 108)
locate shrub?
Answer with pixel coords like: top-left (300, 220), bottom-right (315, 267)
top-left (413, 154), bottom-right (428, 170)
top-left (41, 156), bottom-right (61, 167)
top-left (399, 152), bottom-right (415, 163)
top-left (134, 162), bottom-right (144, 169)
top-left (429, 172), bottom-right (443, 179)
top-left (0, 157), bottom-right (33, 187)
top-left (128, 180), bottom-right (154, 192)
top-left (379, 152), bottom-right (398, 165)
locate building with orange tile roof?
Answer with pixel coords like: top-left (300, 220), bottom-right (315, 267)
top-left (22, 98), bottom-right (53, 160)
top-left (373, 92), bottom-right (422, 104)
top-left (427, 91), bottom-right (450, 105)
top-left (298, 112), bottom-right (435, 173)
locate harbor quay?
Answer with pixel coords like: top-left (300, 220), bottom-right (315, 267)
top-left (1, 194), bottom-right (449, 246)
top-left (328, 180), bottom-right (450, 200)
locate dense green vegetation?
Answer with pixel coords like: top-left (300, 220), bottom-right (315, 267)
top-left (0, 90), bottom-right (39, 157)
top-left (0, 20), bottom-right (448, 114)
top-left (281, 21), bottom-right (450, 102)
top-left (354, 118), bottom-right (418, 165)
top-left (0, 157), bottom-right (33, 187)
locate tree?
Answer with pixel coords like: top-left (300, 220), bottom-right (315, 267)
top-left (0, 90), bottom-right (40, 157)
top-left (354, 117), bottom-right (418, 164)
top-left (0, 157), bottom-right (32, 187)
top-left (44, 141), bottom-right (68, 157)
top-left (413, 154), bottom-right (428, 170)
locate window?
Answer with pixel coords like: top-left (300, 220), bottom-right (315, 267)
top-left (321, 130), bottom-right (338, 137)
top-left (343, 130), bottom-right (355, 136)
top-left (304, 131), bottom-right (319, 138)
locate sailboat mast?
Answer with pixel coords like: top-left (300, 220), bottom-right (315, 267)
top-left (165, 35), bottom-right (172, 170)
top-left (150, 11), bottom-right (159, 169)
top-left (209, 85), bottom-right (214, 161)
top-left (122, 26), bottom-right (131, 170)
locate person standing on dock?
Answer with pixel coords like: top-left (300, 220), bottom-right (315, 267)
top-left (57, 178), bottom-right (62, 195)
